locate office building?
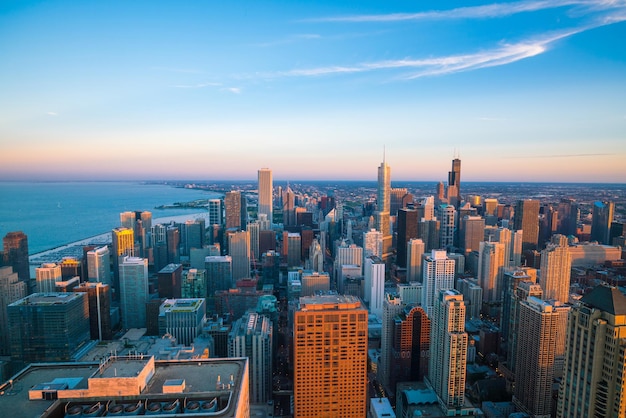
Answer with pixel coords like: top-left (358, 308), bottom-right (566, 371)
top-left (1, 231), bottom-right (30, 283)
top-left (228, 312), bottom-right (273, 404)
top-left (8, 292), bottom-right (89, 363)
top-left (181, 268), bottom-right (207, 299)
top-left (207, 198), bottom-right (223, 227)
top-left (591, 200), bottom-right (614, 245)
top-left (285, 232), bottom-right (302, 267)
top-left (363, 228), bottom-right (383, 261)
top-left (158, 298), bottom-right (206, 346)
top-left (513, 297), bottom-right (569, 417)
top-left (365, 255), bottom-right (385, 317)
top-left (397, 282), bottom-right (422, 305)
top-left (539, 234), bottom-right (571, 303)
top-left (422, 250), bottom-right (456, 317)
top-left (228, 230), bottom-right (250, 280)
top-left (456, 277), bottom-right (483, 320)
top-left (428, 289), bottom-right (467, 410)
top-left (484, 198), bottom-right (498, 217)
top-left (300, 270), bottom-right (330, 296)
top-left (73, 282), bottom-right (112, 341)
top-left (406, 238), bottom-right (425, 283)
top-left (224, 190), bottom-right (242, 230)
top-left (183, 218), bottom-right (205, 256)
top-left (514, 199), bottom-right (540, 252)
top-left (447, 157), bottom-right (461, 208)
top-left (418, 218), bottom-right (440, 252)
top-left (247, 220), bottom-right (260, 261)
top-left (397, 208), bottom-right (418, 268)
top-left (390, 304), bottom-right (431, 387)
top-left (119, 256), bottom-right (149, 329)
top-left (376, 157), bottom-right (393, 259)
top-left (557, 285), bottom-right (626, 418)
top-left (258, 168), bottom-right (273, 224)
top-left (158, 263), bottom-right (183, 299)
top-left (308, 238), bottom-right (323, 272)
top-left (380, 293), bottom-right (405, 389)
top-left (293, 295), bottom-right (368, 418)
top-left (460, 215), bottom-right (485, 255)
top-left (0, 266), bottom-right (27, 355)
top-left (477, 241), bottom-right (506, 303)
top-left (86, 245), bottom-right (111, 286)
top-left (35, 262), bottom-right (63, 293)
top-left (438, 204), bottom-right (456, 250)
top-left (205, 255), bottom-right (233, 302)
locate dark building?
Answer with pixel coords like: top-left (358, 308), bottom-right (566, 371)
top-left (225, 191), bottom-right (242, 230)
top-left (390, 305), bottom-right (431, 388)
top-left (1, 231), bottom-right (30, 283)
top-left (145, 297), bottom-right (164, 336)
top-left (514, 199), bottom-right (540, 252)
top-left (259, 230), bottom-right (276, 255)
top-left (296, 211), bottom-right (314, 228)
top-left (591, 201), bottom-right (614, 245)
top-left (396, 208), bottom-right (418, 268)
top-left (556, 198), bottom-right (579, 236)
top-left (158, 263), bottom-right (183, 299)
top-left (166, 226), bottom-right (180, 264)
top-left (447, 158), bottom-right (461, 207)
top-left (73, 282), bottom-right (112, 340)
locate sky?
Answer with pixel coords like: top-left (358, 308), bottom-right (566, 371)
top-left (1, 0), bottom-right (625, 183)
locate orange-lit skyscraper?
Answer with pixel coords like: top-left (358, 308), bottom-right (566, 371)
top-left (514, 199), bottom-right (540, 252)
top-left (258, 168), bottom-right (273, 224)
top-left (293, 294), bottom-right (368, 418)
top-left (225, 191), bottom-right (242, 230)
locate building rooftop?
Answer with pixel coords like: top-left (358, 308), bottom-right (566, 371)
top-left (298, 294), bottom-right (364, 311)
top-left (10, 292), bottom-right (83, 306)
top-left (580, 284), bottom-right (626, 315)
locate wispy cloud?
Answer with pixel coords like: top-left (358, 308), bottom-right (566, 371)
top-left (223, 87), bottom-right (242, 94)
top-left (47, 112), bottom-right (58, 116)
top-left (310, 0), bottom-right (622, 23)
top-left (172, 82), bottom-right (221, 89)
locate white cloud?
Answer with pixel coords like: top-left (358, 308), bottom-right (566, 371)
top-left (47, 112), bottom-right (58, 116)
top-left (172, 82), bottom-right (221, 89)
top-left (224, 87), bottom-right (242, 94)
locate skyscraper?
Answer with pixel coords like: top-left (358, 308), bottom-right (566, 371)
top-left (86, 245), bottom-right (111, 286)
top-left (0, 266), bottom-right (27, 355)
top-left (35, 262), bottom-right (62, 293)
top-left (228, 312), bottom-right (273, 404)
top-left (205, 255), bottom-right (233, 305)
top-left (557, 285), bottom-right (626, 418)
top-left (460, 215), bottom-right (485, 255)
top-left (406, 238), bottom-right (425, 283)
top-left (422, 250), bottom-right (456, 317)
top-left (428, 289), bottom-right (467, 410)
top-left (505, 279), bottom-right (542, 376)
top-left (72, 282), bottom-right (112, 341)
top-left (364, 255), bottom-right (385, 317)
top-left (158, 298), bottom-right (206, 346)
top-left (396, 208), bottom-right (418, 268)
top-left (375, 157), bottom-right (393, 259)
top-left (119, 256), bottom-right (149, 329)
top-left (225, 190), bottom-right (242, 230)
top-left (514, 199), bottom-right (540, 252)
top-left (438, 204), bottom-right (456, 250)
top-left (293, 295), bottom-right (368, 418)
top-left (477, 241), bottom-right (506, 303)
top-left (539, 234), bottom-right (571, 303)
top-left (228, 230), bottom-right (250, 280)
top-left (258, 168), bottom-right (273, 224)
top-left (112, 226), bottom-right (134, 293)
top-left (363, 228), bottom-right (383, 261)
top-left (380, 293), bottom-right (404, 389)
top-left (1, 231), bottom-right (30, 283)
top-left (390, 304), bottom-right (431, 386)
top-left (447, 157), bottom-right (461, 208)
top-left (591, 200), bottom-right (614, 245)
top-left (513, 297), bottom-right (569, 418)
top-left (207, 198), bottom-right (223, 226)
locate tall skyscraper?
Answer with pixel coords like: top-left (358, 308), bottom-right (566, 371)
top-left (557, 285), bottom-right (626, 418)
top-left (505, 279), bottom-right (542, 376)
top-left (556, 198), bottom-right (579, 237)
top-left (225, 191), bottom-right (242, 230)
top-left (112, 226), bottom-right (134, 293)
top-left (282, 184), bottom-right (296, 226)
top-left (514, 199), bottom-right (540, 252)
top-left (422, 250), bottom-right (456, 316)
top-left (590, 200), bottom-right (614, 245)
top-left (293, 295), bottom-right (368, 418)
top-left (539, 234), bottom-right (572, 303)
top-left (380, 293), bottom-right (404, 389)
top-left (406, 238), bottom-right (425, 283)
top-left (438, 204), bottom-right (456, 250)
top-left (513, 297), bottom-right (569, 418)
top-left (119, 256), bottom-right (149, 329)
top-left (375, 157), bottom-right (393, 259)
top-left (363, 228), bottom-right (383, 261)
top-left (157, 263), bottom-right (183, 299)
top-left (35, 263), bottom-right (62, 293)
top-left (72, 282), bottom-right (112, 341)
top-left (86, 245), bottom-right (111, 286)
top-left (390, 304), bottom-right (431, 387)
top-left (460, 215), bottom-right (485, 255)
top-left (364, 255), bottom-right (385, 317)
top-left (228, 230), bottom-right (250, 280)
top-left (228, 312), bottom-right (273, 404)
top-left (205, 255), bottom-right (233, 304)
top-left (447, 157), bottom-right (461, 208)
top-left (207, 198), bottom-right (223, 226)
top-left (0, 266), bottom-right (27, 355)
top-left (396, 208), bottom-right (418, 268)
top-left (183, 218), bottom-right (205, 256)
top-left (258, 168), bottom-right (273, 224)
top-left (428, 289), bottom-right (467, 410)
top-left (477, 241), bottom-right (506, 303)
top-left (285, 232), bottom-right (302, 267)
top-left (1, 231), bottom-right (30, 283)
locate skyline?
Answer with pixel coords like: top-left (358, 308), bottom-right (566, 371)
top-left (1, 1), bottom-right (625, 182)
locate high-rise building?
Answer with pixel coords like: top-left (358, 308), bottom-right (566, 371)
top-left (484, 198), bottom-right (499, 217)
top-left (390, 304), bottom-right (431, 387)
top-left (460, 215), bottom-right (485, 255)
top-left (225, 191), bottom-right (242, 230)
top-left (282, 184), bottom-right (296, 226)
top-left (8, 292), bottom-right (90, 363)
top-left (258, 168), bottom-right (273, 224)
top-left (293, 295), bottom-right (368, 418)
top-left (228, 312), bottom-right (273, 404)
top-left (228, 230), bottom-right (250, 280)
top-left (364, 255), bottom-right (385, 317)
top-left (0, 266), bottom-right (27, 355)
top-left (72, 282), bottom-right (112, 341)
top-left (422, 250), bottom-right (456, 317)
top-left (447, 158), bottom-right (461, 208)
top-left (119, 256), bottom-right (149, 329)
top-left (505, 279), bottom-right (542, 376)
top-left (157, 263), bottom-right (183, 299)
top-left (556, 198), bottom-right (579, 237)
top-left (112, 226), bottom-right (134, 294)
top-left (397, 208), bottom-right (418, 268)
top-left (206, 198), bottom-right (223, 227)
top-left (86, 245), bottom-right (111, 286)
top-left (456, 277), bottom-right (483, 320)
top-left (477, 241), bottom-right (506, 303)
top-left (557, 285), bottom-right (626, 418)
top-left (513, 297), bottom-right (569, 418)
top-left (308, 239), bottom-right (323, 272)
top-left (158, 298), bottom-right (206, 346)
top-left (438, 204), bottom-right (456, 250)
top-left (181, 268), bottom-right (207, 299)
top-left (284, 232), bottom-right (302, 267)
top-left (246, 220), bottom-right (260, 262)
top-left (514, 199), bottom-right (540, 252)
top-left (205, 255), bottom-right (233, 303)
top-left (418, 218), bottom-right (440, 252)
top-left (300, 270), bottom-right (330, 296)
top-left (380, 293), bottom-right (404, 389)
top-left (166, 225), bottom-right (180, 264)
top-left (1, 231), bottom-right (30, 283)
top-left (428, 289), bottom-right (467, 410)
top-left (591, 200), bottom-right (614, 245)
top-left (406, 238), bottom-right (425, 283)
top-left (35, 262), bottom-right (62, 293)
top-left (539, 234), bottom-right (571, 303)
top-left (376, 158), bottom-right (393, 259)
top-left (183, 218), bottom-right (205, 256)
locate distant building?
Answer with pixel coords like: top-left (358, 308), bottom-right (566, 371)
top-left (1, 231), bottom-right (30, 283)
top-left (396, 208), bottom-right (418, 268)
top-left (514, 199), bottom-right (540, 252)
top-left (119, 256), bottom-right (148, 329)
top-left (73, 282), bottom-right (112, 340)
top-left (539, 234), bottom-right (571, 303)
top-left (406, 238), bottom-right (424, 283)
top-left (86, 246), bottom-right (111, 286)
top-left (224, 190), bottom-right (242, 230)
top-left (0, 266), bottom-right (27, 355)
top-left (35, 262), bottom-right (62, 293)
top-left (157, 263), bottom-right (183, 299)
top-left (258, 168), bottom-right (273, 223)
top-left (158, 298), bottom-right (206, 346)
top-left (228, 230), bottom-right (250, 280)
top-left (181, 268), bottom-right (207, 299)
top-left (590, 201), bottom-right (614, 245)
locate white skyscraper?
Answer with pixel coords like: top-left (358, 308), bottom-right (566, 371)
top-left (258, 168), bottom-right (273, 224)
top-left (364, 255), bottom-right (385, 317)
top-left (363, 229), bottom-right (383, 262)
top-left (35, 263), bottom-right (62, 293)
top-left (428, 289), bottom-right (467, 411)
top-left (422, 250), bottom-right (456, 317)
top-left (87, 246), bottom-right (111, 286)
top-left (539, 234), bottom-right (571, 303)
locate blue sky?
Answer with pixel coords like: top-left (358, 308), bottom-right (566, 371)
top-left (1, 0), bottom-right (625, 182)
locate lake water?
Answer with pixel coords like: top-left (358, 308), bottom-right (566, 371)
top-left (0, 182), bottom-right (220, 254)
